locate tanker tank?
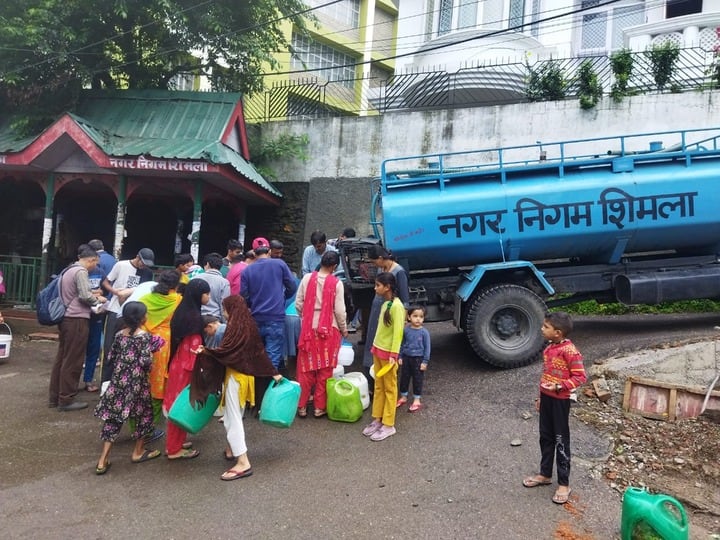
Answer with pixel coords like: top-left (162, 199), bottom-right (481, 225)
top-left (377, 130), bottom-right (720, 271)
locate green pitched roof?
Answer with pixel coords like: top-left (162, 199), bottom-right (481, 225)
top-left (0, 90), bottom-right (280, 197)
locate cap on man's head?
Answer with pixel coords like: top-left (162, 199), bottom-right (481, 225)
top-left (137, 248), bottom-right (155, 267)
top-left (252, 237), bottom-right (269, 250)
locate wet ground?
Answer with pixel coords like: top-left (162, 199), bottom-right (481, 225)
top-left (1, 313), bottom-right (718, 539)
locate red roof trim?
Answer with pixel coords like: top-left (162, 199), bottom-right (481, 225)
top-left (5, 114), bottom-right (110, 167)
top-left (221, 100), bottom-right (251, 160)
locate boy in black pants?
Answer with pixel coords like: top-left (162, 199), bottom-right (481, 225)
top-left (522, 312), bottom-right (586, 504)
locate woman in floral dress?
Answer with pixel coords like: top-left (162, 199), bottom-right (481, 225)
top-left (94, 302), bottom-right (165, 474)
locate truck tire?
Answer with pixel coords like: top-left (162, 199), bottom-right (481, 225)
top-left (464, 284), bottom-right (546, 368)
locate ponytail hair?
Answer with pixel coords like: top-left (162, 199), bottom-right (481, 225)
top-left (367, 244), bottom-right (395, 261)
top-left (375, 272), bottom-right (398, 326)
top-left (122, 302), bottom-right (147, 333)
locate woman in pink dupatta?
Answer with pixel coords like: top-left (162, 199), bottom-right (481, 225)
top-left (295, 251), bottom-right (348, 418)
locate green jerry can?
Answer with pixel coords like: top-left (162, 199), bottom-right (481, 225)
top-left (326, 377), bottom-right (363, 423)
top-left (167, 385), bottom-right (221, 435)
top-left (259, 377), bottom-right (301, 428)
top-left (621, 487), bottom-right (689, 540)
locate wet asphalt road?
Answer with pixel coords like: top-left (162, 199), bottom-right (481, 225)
top-left (1, 313), bottom-right (718, 539)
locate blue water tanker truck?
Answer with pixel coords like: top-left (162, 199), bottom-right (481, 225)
top-left (338, 127), bottom-right (720, 368)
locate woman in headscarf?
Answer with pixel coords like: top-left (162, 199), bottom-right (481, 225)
top-left (294, 250), bottom-right (348, 418)
top-left (163, 278), bottom-right (210, 460)
top-left (191, 295), bottom-right (281, 481)
top-left (139, 270), bottom-right (182, 429)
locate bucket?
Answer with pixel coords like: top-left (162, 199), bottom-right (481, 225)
top-left (621, 487), bottom-right (689, 540)
top-left (167, 385), bottom-right (221, 434)
top-left (342, 372), bottom-right (370, 409)
top-left (259, 377), bottom-right (301, 428)
top-left (0, 323), bottom-right (12, 359)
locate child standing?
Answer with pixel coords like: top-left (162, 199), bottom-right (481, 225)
top-left (94, 302), bottom-right (165, 474)
top-left (523, 311), bottom-right (587, 504)
top-left (362, 273), bottom-right (405, 442)
top-left (396, 305), bottom-right (431, 412)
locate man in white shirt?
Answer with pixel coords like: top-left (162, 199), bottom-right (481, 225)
top-left (301, 231), bottom-right (336, 276)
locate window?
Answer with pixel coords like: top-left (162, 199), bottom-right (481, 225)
top-left (666, 0), bottom-right (702, 19)
top-left (291, 34), bottom-right (357, 88)
top-left (439, 0), bottom-right (454, 35)
top-left (578, 0), bottom-right (645, 53)
top-left (509, 0), bottom-right (526, 30)
top-left (458, 0), bottom-right (478, 30)
top-left (307, 0), bottom-right (361, 28)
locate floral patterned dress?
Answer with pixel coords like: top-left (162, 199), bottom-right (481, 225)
top-left (95, 331), bottom-right (165, 427)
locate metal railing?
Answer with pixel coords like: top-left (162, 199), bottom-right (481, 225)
top-left (244, 46), bottom-right (717, 122)
top-left (0, 256), bottom-right (41, 307)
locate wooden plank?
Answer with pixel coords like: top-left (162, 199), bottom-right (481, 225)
top-left (623, 376), bottom-right (720, 422)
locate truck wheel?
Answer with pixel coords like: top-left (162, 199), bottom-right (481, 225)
top-left (464, 284), bottom-right (546, 368)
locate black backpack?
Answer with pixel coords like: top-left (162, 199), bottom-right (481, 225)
top-left (36, 267), bottom-right (70, 326)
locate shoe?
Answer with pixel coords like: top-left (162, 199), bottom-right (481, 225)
top-left (408, 402), bottom-right (423, 412)
top-left (221, 467), bottom-right (253, 481)
top-left (313, 409), bottom-right (327, 418)
top-left (167, 448), bottom-right (200, 460)
top-left (297, 406), bottom-right (307, 418)
top-left (95, 461), bottom-right (111, 475)
top-left (143, 429), bottom-right (165, 444)
top-left (57, 401), bottom-right (88, 412)
top-left (370, 425), bottom-right (396, 441)
top-left (552, 488), bottom-right (572, 504)
top-left (523, 476), bottom-right (553, 488)
top-left (347, 324), bottom-right (357, 333)
top-left (396, 397), bottom-right (408, 409)
top-left (362, 420), bottom-right (382, 437)
top-left (131, 449), bottom-right (161, 463)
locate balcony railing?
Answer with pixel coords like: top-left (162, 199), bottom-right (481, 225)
top-left (244, 46), bottom-right (718, 122)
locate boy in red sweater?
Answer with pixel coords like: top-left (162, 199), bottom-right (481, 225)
top-left (522, 311), bottom-right (586, 505)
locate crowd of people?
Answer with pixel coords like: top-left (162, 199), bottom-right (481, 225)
top-left (31, 228), bottom-right (584, 499)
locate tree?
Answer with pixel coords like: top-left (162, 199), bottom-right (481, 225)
top-left (0, 0), bottom-right (313, 132)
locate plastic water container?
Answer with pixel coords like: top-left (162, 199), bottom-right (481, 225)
top-left (326, 378), bottom-right (363, 423)
top-left (621, 487), bottom-right (689, 540)
top-left (0, 323), bottom-right (12, 359)
top-left (333, 364), bottom-right (344, 379)
top-left (167, 385), bottom-right (221, 434)
top-left (342, 372), bottom-right (370, 409)
top-left (259, 378), bottom-right (301, 428)
top-left (338, 340), bottom-right (354, 366)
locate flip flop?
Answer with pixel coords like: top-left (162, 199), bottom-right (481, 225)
top-left (85, 383), bottom-right (100, 393)
top-left (523, 476), bottom-right (552, 488)
top-left (95, 461), bottom-right (111, 475)
top-left (408, 403), bottom-right (423, 412)
top-left (221, 467), bottom-right (253, 481)
top-left (167, 448), bottom-right (200, 460)
top-left (131, 449), bottom-right (161, 463)
top-left (223, 451), bottom-right (235, 461)
top-left (552, 488), bottom-right (572, 505)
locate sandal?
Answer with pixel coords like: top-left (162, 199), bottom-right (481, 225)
top-left (297, 407), bottom-right (307, 418)
top-left (409, 403), bottom-right (423, 412)
top-left (313, 409), bottom-right (327, 418)
top-left (85, 383), bottom-right (100, 393)
top-left (167, 448), bottom-right (200, 460)
top-left (131, 449), bottom-right (161, 463)
top-left (552, 488), bottom-right (572, 504)
top-left (396, 397), bottom-right (408, 408)
top-left (523, 476), bottom-right (553, 488)
top-left (95, 461), bottom-right (111, 475)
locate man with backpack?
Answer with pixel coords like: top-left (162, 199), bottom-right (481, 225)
top-left (49, 244), bottom-right (107, 411)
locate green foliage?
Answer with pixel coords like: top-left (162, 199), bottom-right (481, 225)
top-left (0, 0), bottom-right (314, 133)
top-left (249, 133), bottom-right (309, 181)
top-left (610, 48), bottom-right (634, 103)
top-left (526, 60), bottom-right (567, 102)
top-left (577, 60), bottom-right (603, 109)
top-left (646, 42), bottom-right (680, 91)
top-left (552, 298), bottom-right (720, 316)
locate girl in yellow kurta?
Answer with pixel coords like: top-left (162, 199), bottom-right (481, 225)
top-left (139, 270), bottom-right (182, 424)
top-left (362, 272), bottom-right (405, 442)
